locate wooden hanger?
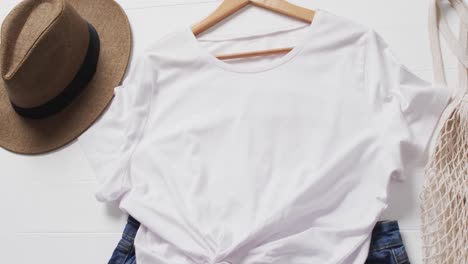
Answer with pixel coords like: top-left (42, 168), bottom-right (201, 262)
top-left (192, 0), bottom-right (315, 60)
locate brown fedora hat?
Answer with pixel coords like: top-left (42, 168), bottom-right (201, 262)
top-left (0, 0), bottom-right (131, 154)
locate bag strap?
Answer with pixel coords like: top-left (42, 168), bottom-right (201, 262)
top-left (427, 0), bottom-right (467, 153)
top-left (429, 0), bottom-right (468, 97)
top-left (457, 7), bottom-right (468, 101)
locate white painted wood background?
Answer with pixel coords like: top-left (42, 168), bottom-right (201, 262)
top-left (0, 0), bottom-right (465, 263)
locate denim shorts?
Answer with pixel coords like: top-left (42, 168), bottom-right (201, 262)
top-left (108, 215), bottom-right (139, 264)
top-left (109, 217), bottom-right (410, 264)
top-left (365, 221), bottom-right (410, 264)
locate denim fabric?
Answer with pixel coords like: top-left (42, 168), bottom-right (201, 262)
top-left (108, 216), bottom-right (140, 264)
top-left (109, 217), bottom-right (410, 264)
top-left (365, 221), bottom-right (410, 264)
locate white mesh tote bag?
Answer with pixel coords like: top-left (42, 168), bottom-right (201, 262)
top-left (420, 0), bottom-right (468, 263)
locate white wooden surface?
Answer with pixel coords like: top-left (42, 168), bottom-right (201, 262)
top-left (0, 0), bottom-right (463, 263)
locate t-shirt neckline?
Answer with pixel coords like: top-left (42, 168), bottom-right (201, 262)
top-left (184, 9), bottom-right (322, 73)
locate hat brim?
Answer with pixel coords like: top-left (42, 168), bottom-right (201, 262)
top-left (0, 0), bottom-right (132, 154)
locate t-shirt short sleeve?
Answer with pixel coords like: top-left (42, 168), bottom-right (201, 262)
top-left (364, 30), bottom-right (451, 180)
top-left (79, 55), bottom-right (156, 202)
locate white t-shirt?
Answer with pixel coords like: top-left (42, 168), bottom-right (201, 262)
top-left (79, 10), bottom-right (450, 264)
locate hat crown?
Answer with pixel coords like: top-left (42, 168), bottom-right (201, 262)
top-left (0, 0), bottom-right (90, 108)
